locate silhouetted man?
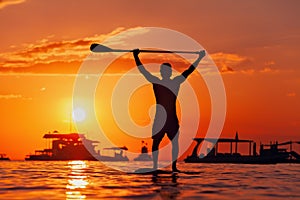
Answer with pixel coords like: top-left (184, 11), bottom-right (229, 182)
top-left (133, 49), bottom-right (206, 172)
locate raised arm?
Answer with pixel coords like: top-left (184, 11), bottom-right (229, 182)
top-left (174, 50), bottom-right (206, 83)
top-left (133, 49), bottom-right (159, 83)
top-left (182, 50), bottom-right (206, 78)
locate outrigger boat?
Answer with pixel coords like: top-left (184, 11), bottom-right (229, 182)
top-left (25, 132), bottom-right (128, 161)
top-left (185, 133), bottom-right (300, 164)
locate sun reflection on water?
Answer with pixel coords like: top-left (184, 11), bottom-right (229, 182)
top-left (66, 160), bottom-right (89, 199)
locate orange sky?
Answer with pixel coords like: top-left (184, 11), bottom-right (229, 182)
top-left (1, 0), bottom-right (300, 160)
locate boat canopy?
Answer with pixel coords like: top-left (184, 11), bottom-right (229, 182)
top-left (43, 133), bottom-right (84, 139)
top-left (43, 133), bottom-right (99, 143)
top-left (103, 146), bottom-right (128, 150)
top-left (193, 138), bottom-right (253, 143)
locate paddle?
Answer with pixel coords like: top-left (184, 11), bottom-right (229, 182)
top-left (90, 43), bottom-right (200, 54)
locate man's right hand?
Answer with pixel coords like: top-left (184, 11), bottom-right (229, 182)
top-left (133, 49), bottom-right (140, 56)
top-left (198, 50), bottom-right (206, 59)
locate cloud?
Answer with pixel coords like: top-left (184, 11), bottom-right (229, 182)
top-left (220, 66), bottom-right (234, 73)
top-left (1, 38), bottom-right (95, 68)
top-left (210, 52), bottom-right (281, 75)
top-left (241, 69), bottom-right (255, 75)
top-left (259, 67), bottom-right (278, 73)
top-left (0, 27), bottom-right (126, 72)
top-left (0, 94), bottom-right (22, 99)
top-left (286, 92), bottom-right (296, 97)
top-left (0, 0), bottom-right (25, 10)
top-left (0, 27), bottom-right (281, 76)
top-left (0, 94), bottom-right (31, 100)
top-left (0, 26), bottom-right (196, 75)
top-left (210, 52), bottom-right (251, 73)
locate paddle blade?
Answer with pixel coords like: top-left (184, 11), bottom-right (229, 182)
top-left (90, 43), bottom-right (113, 52)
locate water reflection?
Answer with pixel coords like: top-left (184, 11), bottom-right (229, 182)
top-left (152, 174), bottom-right (180, 199)
top-left (66, 161), bottom-right (89, 199)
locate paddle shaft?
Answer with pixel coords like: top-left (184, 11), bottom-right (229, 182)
top-left (91, 43), bottom-right (199, 54)
top-left (113, 49), bottom-right (199, 54)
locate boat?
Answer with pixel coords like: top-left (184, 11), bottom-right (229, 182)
top-left (0, 153), bottom-right (10, 161)
top-left (100, 146), bottom-right (129, 161)
top-left (260, 141), bottom-right (300, 163)
top-left (25, 132), bottom-right (98, 161)
top-left (184, 132), bottom-right (300, 164)
top-left (134, 141), bottom-right (152, 161)
top-left (25, 131), bottom-right (129, 161)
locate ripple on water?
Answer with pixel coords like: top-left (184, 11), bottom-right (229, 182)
top-left (0, 161), bottom-right (300, 199)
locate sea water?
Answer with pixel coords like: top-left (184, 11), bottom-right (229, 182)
top-left (0, 161), bottom-right (299, 199)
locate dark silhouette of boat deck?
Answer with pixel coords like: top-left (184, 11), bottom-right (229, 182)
top-left (0, 153), bottom-right (10, 161)
top-left (101, 146), bottom-right (129, 161)
top-left (185, 133), bottom-right (300, 164)
top-left (25, 132), bottom-right (128, 161)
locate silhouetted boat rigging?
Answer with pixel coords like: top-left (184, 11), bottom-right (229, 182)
top-left (25, 132), bottom-right (128, 161)
top-left (184, 132), bottom-right (300, 164)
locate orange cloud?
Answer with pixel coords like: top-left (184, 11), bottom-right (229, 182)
top-left (0, 27), bottom-right (126, 72)
top-left (210, 52), bottom-right (251, 73)
top-left (0, 0), bottom-right (25, 10)
top-left (220, 66), bottom-right (234, 73)
top-left (211, 52), bottom-right (281, 75)
top-left (0, 93), bottom-right (31, 100)
top-left (0, 27), bottom-right (281, 76)
top-left (0, 27), bottom-right (198, 75)
top-left (287, 92), bottom-right (296, 97)
top-left (259, 67), bottom-right (279, 73)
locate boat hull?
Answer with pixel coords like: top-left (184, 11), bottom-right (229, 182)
top-left (133, 154), bottom-right (152, 161)
top-left (184, 154), bottom-right (290, 164)
top-left (25, 154), bottom-right (129, 161)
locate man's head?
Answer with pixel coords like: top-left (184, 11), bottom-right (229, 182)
top-left (160, 63), bottom-right (172, 79)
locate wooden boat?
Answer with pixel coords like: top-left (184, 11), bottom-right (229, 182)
top-left (184, 133), bottom-right (299, 164)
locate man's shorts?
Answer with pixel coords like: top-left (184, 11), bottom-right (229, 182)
top-left (152, 123), bottom-right (179, 141)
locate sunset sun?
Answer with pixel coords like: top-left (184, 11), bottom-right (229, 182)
top-left (72, 107), bottom-right (86, 122)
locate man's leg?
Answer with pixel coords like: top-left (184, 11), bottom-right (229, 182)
top-left (152, 138), bottom-right (161, 170)
top-left (171, 132), bottom-right (179, 171)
